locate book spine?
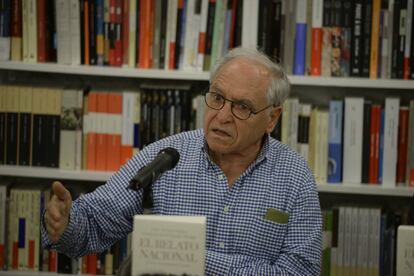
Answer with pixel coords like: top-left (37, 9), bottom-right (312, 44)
top-left (328, 100), bottom-right (343, 183)
top-left (293, 0), bottom-right (307, 75)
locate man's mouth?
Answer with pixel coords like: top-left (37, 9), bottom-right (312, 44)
top-left (212, 128), bottom-right (231, 137)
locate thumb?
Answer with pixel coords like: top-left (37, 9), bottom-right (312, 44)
top-left (52, 181), bottom-right (72, 203)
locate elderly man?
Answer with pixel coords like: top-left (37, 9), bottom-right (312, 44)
top-left (43, 47), bottom-right (322, 275)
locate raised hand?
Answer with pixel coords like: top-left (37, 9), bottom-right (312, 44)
top-left (44, 181), bottom-right (72, 242)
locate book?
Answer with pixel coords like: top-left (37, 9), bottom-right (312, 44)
top-left (396, 225), bottom-right (414, 276)
top-left (132, 215), bottom-right (206, 276)
top-left (343, 97), bottom-right (364, 184)
top-left (328, 100), bottom-right (343, 183)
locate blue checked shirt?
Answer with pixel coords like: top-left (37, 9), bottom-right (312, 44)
top-left (42, 129), bottom-right (322, 275)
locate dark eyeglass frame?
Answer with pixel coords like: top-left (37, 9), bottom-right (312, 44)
top-left (204, 92), bottom-right (275, 120)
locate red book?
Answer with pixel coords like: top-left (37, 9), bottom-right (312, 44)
top-left (48, 250), bottom-right (57, 272)
top-left (28, 240), bottom-right (35, 269)
top-left (37, 0), bottom-right (46, 62)
top-left (11, 0), bottom-right (22, 61)
top-left (87, 254), bottom-right (97, 274)
top-left (396, 107), bottom-right (409, 183)
top-left (122, 0), bottom-right (130, 65)
top-left (368, 105), bottom-right (381, 184)
top-left (138, 0), bottom-right (153, 68)
top-left (311, 28), bottom-right (322, 76)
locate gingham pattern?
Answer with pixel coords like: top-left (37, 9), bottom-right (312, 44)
top-left (42, 129), bottom-right (322, 275)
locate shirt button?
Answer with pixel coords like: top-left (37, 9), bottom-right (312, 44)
top-left (223, 206), bottom-right (230, 213)
top-left (218, 174), bottom-right (225, 180)
top-left (219, 242), bottom-right (225, 249)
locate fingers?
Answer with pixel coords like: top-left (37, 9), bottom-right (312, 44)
top-left (45, 182), bottom-right (72, 242)
top-left (52, 181), bottom-right (72, 203)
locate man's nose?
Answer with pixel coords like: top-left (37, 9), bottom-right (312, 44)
top-left (216, 100), bottom-right (233, 121)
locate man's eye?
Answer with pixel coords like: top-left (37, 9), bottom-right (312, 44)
top-left (235, 103), bottom-right (251, 111)
top-left (212, 94), bottom-right (223, 101)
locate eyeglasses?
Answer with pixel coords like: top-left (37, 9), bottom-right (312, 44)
top-left (204, 92), bottom-right (274, 120)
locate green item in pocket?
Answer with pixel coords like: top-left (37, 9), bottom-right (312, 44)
top-left (264, 208), bottom-right (289, 224)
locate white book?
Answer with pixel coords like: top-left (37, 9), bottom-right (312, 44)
top-left (132, 215), bottom-right (206, 276)
top-left (0, 37), bottom-right (10, 61)
top-left (281, 98), bottom-right (299, 151)
top-left (382, 98), bottom-right (400, 187)
top-left (59, 90), bottom-right (83, 170)
top-left (404, 0), bottom-right (413, 67)
top-left (0, 183), bottom-right (7, 266)
top-left (55, 0), bottom-right (72, 64)
top-left (128, 0), bottom-right (137, 68)
top-left (121, 92), bottom-right (135, 159)
top-left (342, 97), bottom-right (364, 184)
top-left (165, 0), bottom-right (178, 70)
top-left (197, 0), bottom-right (209, 71)
top-left (317, 110), bottom-right (329, 184)
top-left (368, 208), bottom-right (381, 276)
top-left (183, 0), bottom-right (200, 71)
top-left (397, 225), bottom-right (414, 276)
top-left (27, 0), bottom-right (37, 63)
top-left (386, 0), bottom-right (395, 79)
top-left (242, 0), bottom-right (259, 48)
top-left (70, 0), bottom-right (81, 65)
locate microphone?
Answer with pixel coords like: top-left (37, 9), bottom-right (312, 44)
top-left (128, 147), bottom-right (180, 191)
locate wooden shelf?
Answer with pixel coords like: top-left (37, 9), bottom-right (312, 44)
top-left (317, 183), bottom-right (414, 197)
top-left (1, 166), bottom-right (413, 197)
top-left (2, 61), bottom-right (414, 89)
top-left (0, 165), bottom-right (112, 182)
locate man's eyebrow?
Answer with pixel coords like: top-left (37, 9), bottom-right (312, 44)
top-left (209, 85), bottom-right (256, 107)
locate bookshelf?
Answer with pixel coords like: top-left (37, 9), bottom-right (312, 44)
top-left (2, 61), bottom-right (414, 89)
top-left (1, 164), bottom-right (413, 197)
top-left (0, 0), bottom-right (413, 274)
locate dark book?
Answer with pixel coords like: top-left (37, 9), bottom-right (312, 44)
top-left (411, 0), bottom-right (414, 79)
top-left (350, 0), bottom-right (363, 76)
top-left (18, 111), bottom-right (31, 166)
top-left (0, 87), bottom-right (6, 164)
top-left (45, 0), bottom-right (56, 62)
top-left (396, 0), bottom-right (407, 78)
top-left (391, 0), bottom-right (401, 78)
top-left (5, 89), bottom-right (18, 165)
top-left (331, 0), bottom-right (344, 77)
top-left (159, 0), bottom-right (168, 69)
top-left (174, 90), bottom-right (182, 134)
top-left (340, 0), bottom-right (353, 77)
top-left (203, 0), bottom-right (216, 70)
top-left (270, 0), bottom-right (282, 61)
top-left (174, 0), bottom-right (185, 69)
top-left (233, 0), bottom-right (243, 47)
top-left (361, 101), bottom-right (372, 183)
top-left (258, 0), bottom-right (271, 55)
top-left (159, 90), bottom-right (168, 139)
top-left (151, 91), bottom-right (160, 142)
top-left (361, 0), bottom-right (373, 77)
top-left (88, 0), bottom-right (97, 65)
top-left (80, 0), bottom-right (85, 64)
top-left (166, 89), bottom-right (175, 136)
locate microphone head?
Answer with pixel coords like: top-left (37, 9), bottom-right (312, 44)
top-left (159, 147), bottom-right (180, 169)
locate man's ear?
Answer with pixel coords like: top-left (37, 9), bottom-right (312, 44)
top-left (266, 106), bottom-right (282, 134)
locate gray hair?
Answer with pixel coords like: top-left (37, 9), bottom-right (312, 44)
top-left (210, 47), bottom-right (291, 106)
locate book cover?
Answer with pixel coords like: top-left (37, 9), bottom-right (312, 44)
top-left (328, 100), bottom-right (343, 183)
top-left (132, 215), bottom-right (206, 276)
top-left (293, 0), bottom-right (307, 75)
top-left (342, 97), bottom-right (364, 184)
top-left (397, 225), bottom-right (414, 276)
top-left (382, 98), bottom-right (400, 187)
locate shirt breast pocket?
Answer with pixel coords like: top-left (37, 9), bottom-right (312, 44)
top-left (246, 216), bottom-right (288, 258)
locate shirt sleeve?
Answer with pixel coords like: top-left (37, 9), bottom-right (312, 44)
top-left (41, 150), bottom-right (151, 258)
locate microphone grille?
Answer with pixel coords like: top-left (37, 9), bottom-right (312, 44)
top-left (159, 147), bottom-right (180, 168)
